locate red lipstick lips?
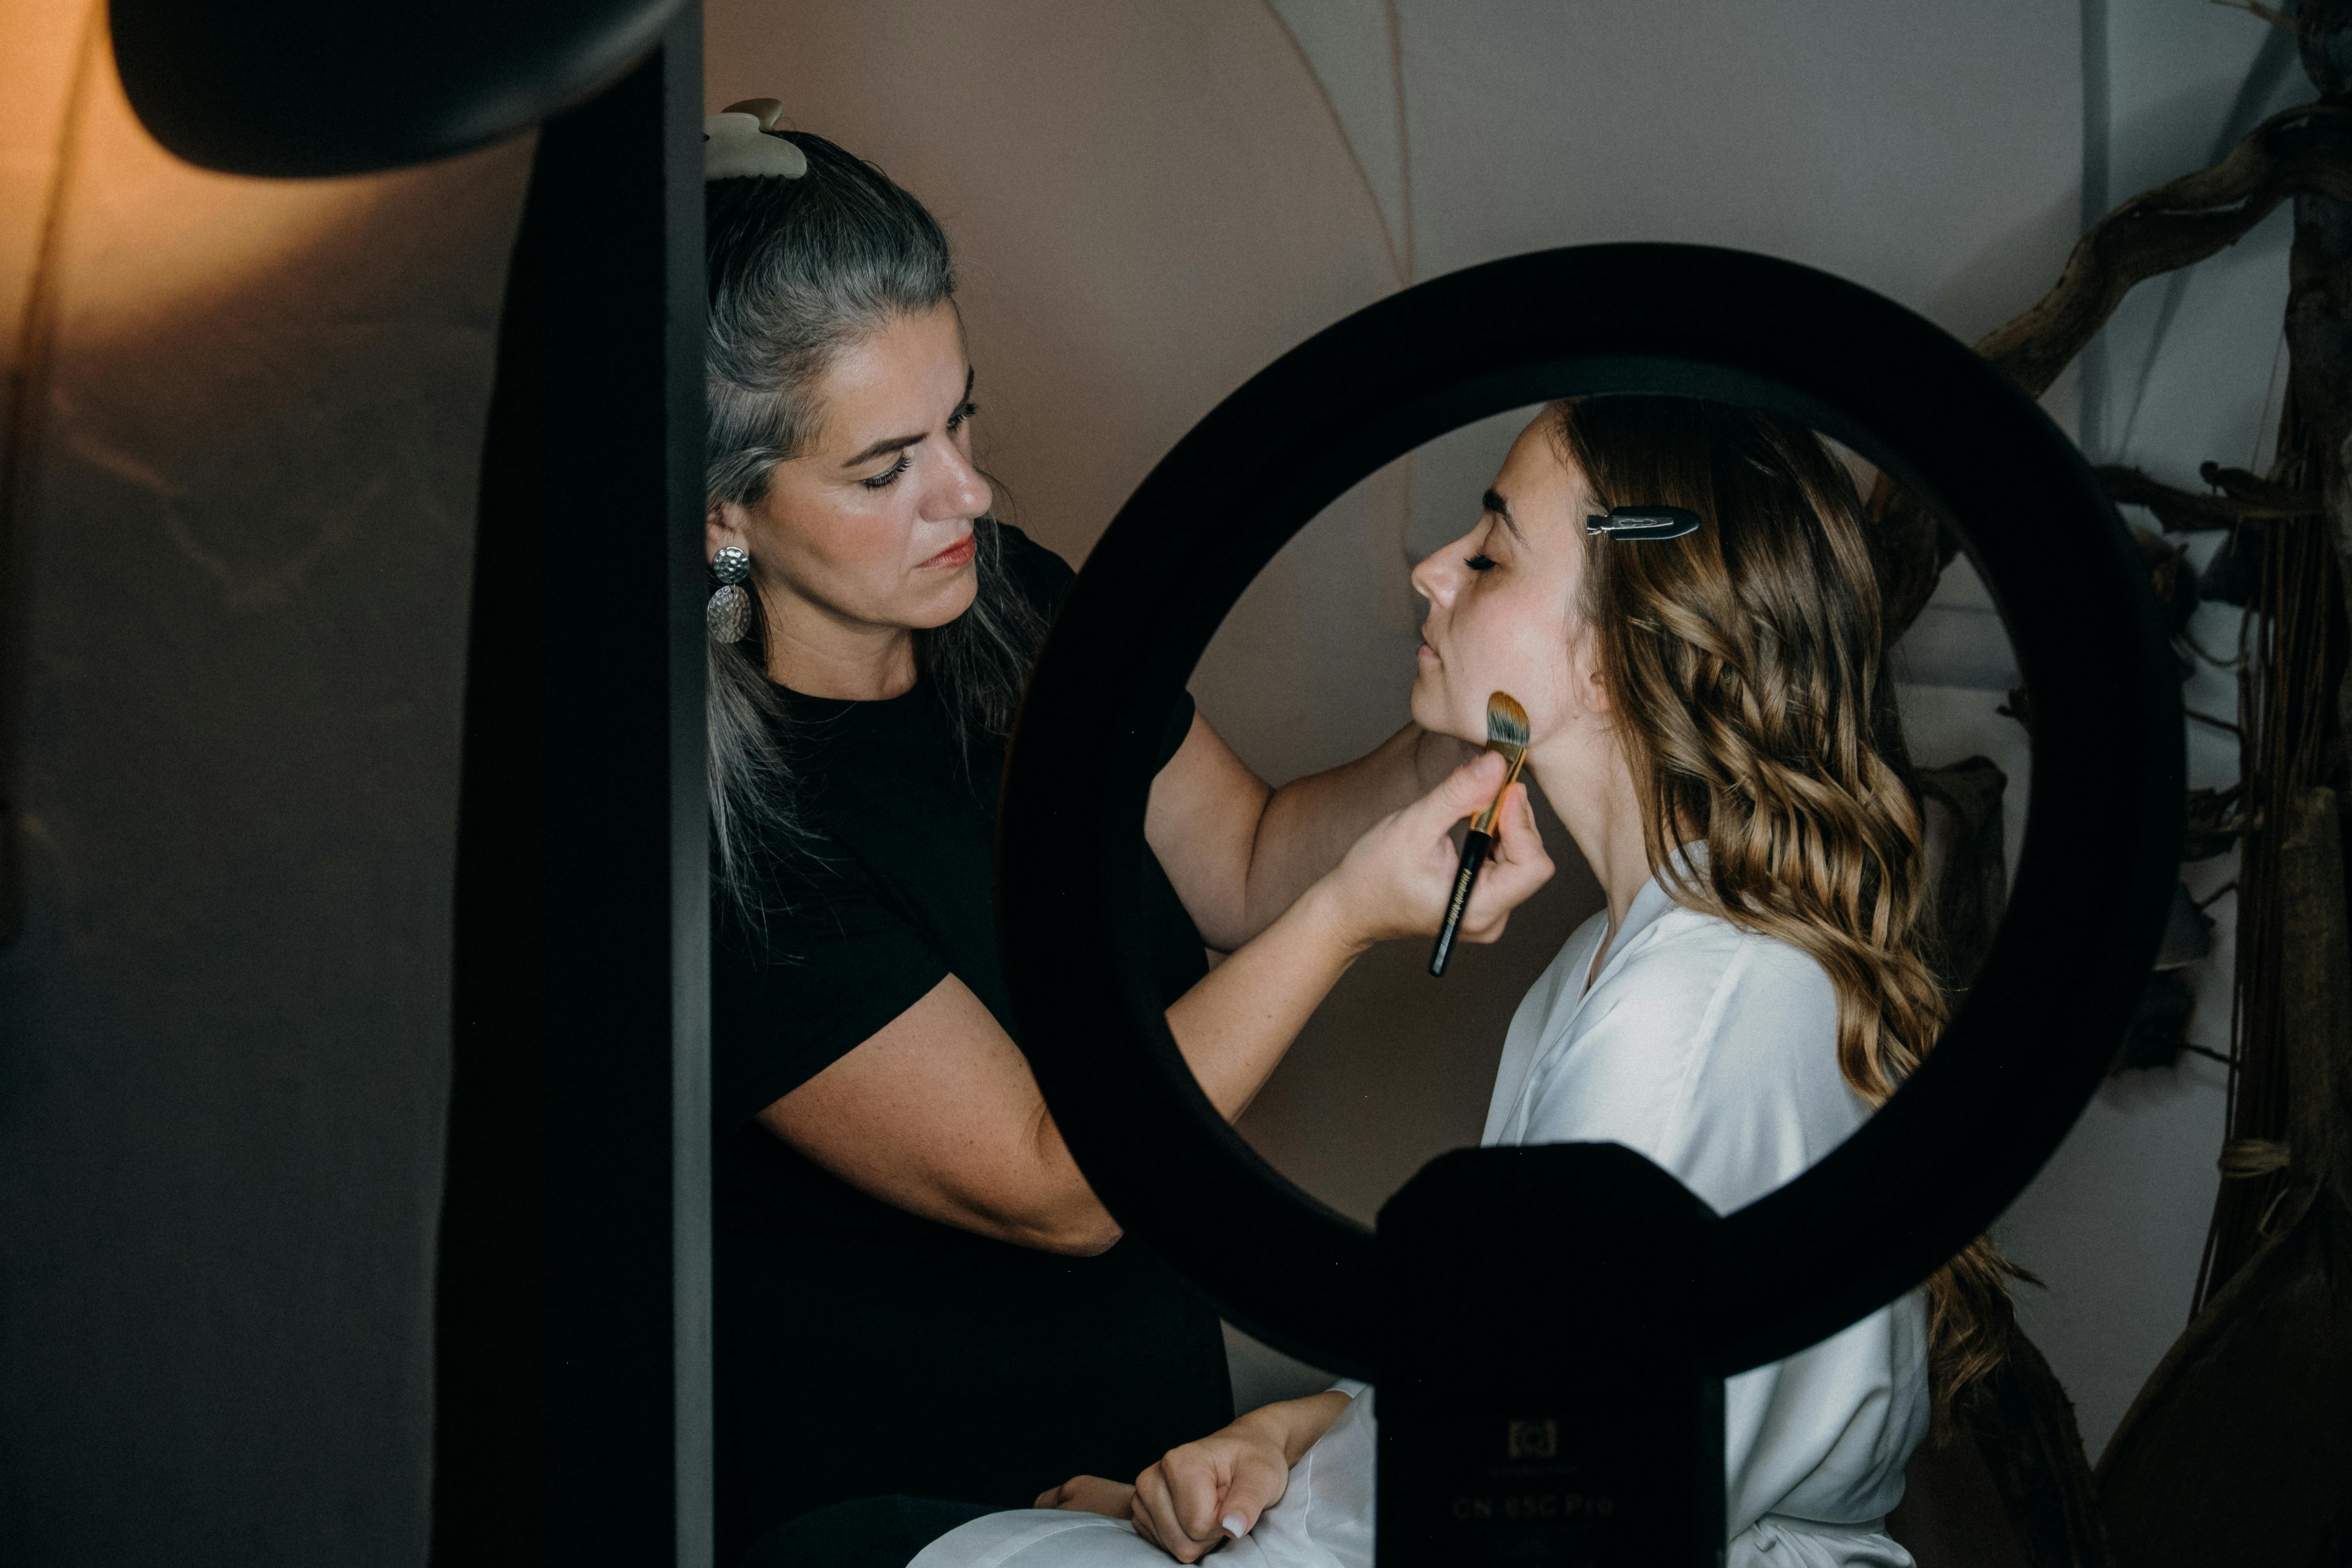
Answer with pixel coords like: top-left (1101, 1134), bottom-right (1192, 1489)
top-left (918, 533), bottom-right (976, 570)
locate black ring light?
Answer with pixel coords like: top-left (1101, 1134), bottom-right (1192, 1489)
top-left (997, 243), bottom-right (2182, 1383)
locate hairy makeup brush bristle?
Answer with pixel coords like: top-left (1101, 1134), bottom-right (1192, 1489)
top-left (1485, 691), bottom-right (1529, 754)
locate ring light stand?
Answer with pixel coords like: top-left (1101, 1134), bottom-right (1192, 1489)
top-left (996, 244), bottom-right (2183, 1565)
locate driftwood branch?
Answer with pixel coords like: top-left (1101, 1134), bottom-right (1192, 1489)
top-left (2096, 463), bottom-right (2321, 532)
top-left (1873, 103), bottom-right (2352, 637)
top-left (1980, 103), bottom-right (2352, 396)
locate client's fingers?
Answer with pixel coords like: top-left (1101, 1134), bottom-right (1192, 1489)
top-left (1039, 1474), bottom-right (1135, 1517)
top-left (1131, 1459), bottom-right (1223, 1563)
top-left (1215, 1454), bottom-right (1290, 1541)
top-left (1168, 1446), bottom-right (1231, 1554)
top-left (1129, 1467), bottom-right (1181, 1558)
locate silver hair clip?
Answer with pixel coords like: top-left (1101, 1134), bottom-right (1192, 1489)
top-left (704, 110), bottom-right (808, 181)
top-left (1585, 505), bottom-right (1702, 541)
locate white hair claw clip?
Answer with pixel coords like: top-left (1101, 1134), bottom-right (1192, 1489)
top-left (704, 110), bottom-right (807, 181)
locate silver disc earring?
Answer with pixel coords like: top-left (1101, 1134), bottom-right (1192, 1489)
top-left (708, 545), bottom-right (753, 643)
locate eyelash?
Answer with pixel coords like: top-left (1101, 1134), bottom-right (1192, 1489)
top-left (1465, 553), bottom-right (1497, 572)
top-left (862, 404), bottom-right (980, 491)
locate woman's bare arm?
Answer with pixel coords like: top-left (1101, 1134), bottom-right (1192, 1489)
top-left (1146, 714), bottom-right (1475, 951)
top-left (764, 757), bottom-right (1548, 1254)
top-left (762, 873), bottom-right (1376, 1254)
top-left (759, 975), bottom-right (1121, 1254)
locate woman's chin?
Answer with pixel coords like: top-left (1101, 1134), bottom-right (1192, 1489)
top-left (1408, 679), bottom-right (1476, 745)
top-left (911, 571), bottom-right (980, 630)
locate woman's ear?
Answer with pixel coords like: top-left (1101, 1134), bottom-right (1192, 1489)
top-left (706, 498), bottom-right (746, 564)
top-left (1566, 622), bottom-right (1611, 718)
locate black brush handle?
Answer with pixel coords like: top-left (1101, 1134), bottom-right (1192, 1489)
top-left (1428, 828), bottom-right (1493, 978)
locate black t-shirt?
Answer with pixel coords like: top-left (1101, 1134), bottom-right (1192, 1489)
top-left (712, 527), bottom-right (1230, 1555)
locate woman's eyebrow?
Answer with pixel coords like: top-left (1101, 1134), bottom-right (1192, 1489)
top-left (839, 367), bottom-right (976, 468)
top-left (1482, 488), bottom-right (1523, 539)
top-left (842, 432), bottom-right (922, 468)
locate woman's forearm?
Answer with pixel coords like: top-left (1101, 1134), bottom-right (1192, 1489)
top-left (1233, 1390), bottom-right (1352, 1466)
top-left (965, 887), bottom-right (1362, 1252)
top-left (1238, 723), bottom-right (1474, 938)
top-left (1164, 878), bottom-right (1368, 1121)
top-left (969, 828), bottom-right (1385, 1250)
top-left (1168, 744), bottom-right (1530, 1123)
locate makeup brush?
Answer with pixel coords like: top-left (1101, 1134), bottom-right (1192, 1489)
top-left (1429, 692), bottom-right (1531, 978)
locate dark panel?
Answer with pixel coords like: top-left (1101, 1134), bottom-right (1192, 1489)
top-left (431, 13), bottom-right (707, 1563)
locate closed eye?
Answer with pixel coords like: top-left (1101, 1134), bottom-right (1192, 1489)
top-left (947, 400), bottom-right (980, 434)
top-left (861, 453), bottom-right (912, 490)
top-left (1465, 552), bottom-right (1496, 572)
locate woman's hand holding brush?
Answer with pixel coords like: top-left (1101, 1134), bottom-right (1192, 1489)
top-left (1160, 750), bottom-right (1551, 1127)
top-left (1310, 749), bottom-right (1552, 955)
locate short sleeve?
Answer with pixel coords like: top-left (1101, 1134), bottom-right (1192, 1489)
top-left (711, 856), bottom-right (951, 1131)
top-left (1156, 688), bottom-right (1197, 769)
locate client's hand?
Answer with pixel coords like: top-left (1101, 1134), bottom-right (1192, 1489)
top-left (1319, 750), bottom-right (1552, 952)
top-left (1128, 1426), bottom-right (1291, 1563)
top-left (1035, 1474), bottom-right (1137, 1518)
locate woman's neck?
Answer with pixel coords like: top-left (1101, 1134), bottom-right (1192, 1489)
top-left (1525, 731), bottom-right (1653, 937)
top-left (759, 584), bottom-right (918, 701)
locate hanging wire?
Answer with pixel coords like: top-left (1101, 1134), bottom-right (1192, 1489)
top-left (2248, 330), bottom-right (2287, 470)
top-left (2179, 617), bottom-right (2249, 670)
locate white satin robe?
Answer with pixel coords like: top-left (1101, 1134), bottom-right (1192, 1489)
top-left (913, 867), bottom-right (1929, 1568)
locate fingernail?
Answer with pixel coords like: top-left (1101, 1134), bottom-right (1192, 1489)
top-left (1222, 1513), bottom-right (1249, 1539)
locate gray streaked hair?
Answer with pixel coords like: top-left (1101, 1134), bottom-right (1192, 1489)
top-left (705, 130), bottom-right (1042, 925)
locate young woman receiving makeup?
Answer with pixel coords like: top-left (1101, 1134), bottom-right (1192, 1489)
top-left (847, 397), bottom-right (2018, 1568)
top-left (699, 113), bottom-right (1552, 1563)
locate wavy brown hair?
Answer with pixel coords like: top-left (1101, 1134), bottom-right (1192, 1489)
top-left (1552, 395), bottom-right (2022, 1432)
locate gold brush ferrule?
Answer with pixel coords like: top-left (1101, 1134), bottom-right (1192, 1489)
top-left (1471, 741), bottom-right (1528, 835)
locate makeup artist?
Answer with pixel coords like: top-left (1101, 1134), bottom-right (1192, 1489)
top-left (699, 105), bottom-right (1548, 1564)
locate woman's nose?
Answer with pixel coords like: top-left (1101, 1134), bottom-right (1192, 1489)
top-left (929, 440), bottom-right (991, 522)
top-left (1410, 536), bottom-right (1463, 606)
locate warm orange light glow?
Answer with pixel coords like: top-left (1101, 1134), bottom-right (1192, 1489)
top-left (0, 0), bottom-right (96, 347)
top-left (3, 0), bottom-right (524, 368)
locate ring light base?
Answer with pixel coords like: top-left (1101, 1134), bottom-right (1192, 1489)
top-left (1379, 1146), bottom-right (1724, 1566)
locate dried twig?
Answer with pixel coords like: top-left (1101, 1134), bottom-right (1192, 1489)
top-left (1872, 103), bottom-right (2352, 636)
top-left (2096, 464), bottom-right (2320, 532)
top-left (2201, 460), bottom-right (2320, 510)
